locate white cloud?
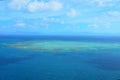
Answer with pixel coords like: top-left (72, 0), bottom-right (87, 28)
top-left (104, 23), bottom-right (111, 28)
top-left (14, 21), bottom-right (26, 27)
top-left (96, 0), bottom-right (112, 7)
top-left (43, 17), bottom-right (63, 23)
top-left (87, 0), bottom-right (115, 7)
top-left (8, 0), bottom-right (62, 12)
top-left (60, 21), bottom-right (65, 24)
top-left (48, 1), bottom-right (62, 11)
top-left (89, 22), bottom-right (111, 29)
top-left (67, 9), bottom-right (78, 17)
top-left (108, 11), bottom-right (120, 17)
top-left (27, 1), bottom-right (42, 12)
top-left (89, 23), bottom-right (99, 28)
top-left (43, 17), bottom-right (57, 22)
top-left (8, 0), bottom-right (30, 10)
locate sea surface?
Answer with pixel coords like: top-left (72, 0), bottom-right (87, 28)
top-left (0, 36), bottom-right (120, 80)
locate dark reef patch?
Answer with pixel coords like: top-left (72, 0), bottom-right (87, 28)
top-left (87, 55), bottom-right (120, 71)
top-left (0, 54), bottom-right (37, 66)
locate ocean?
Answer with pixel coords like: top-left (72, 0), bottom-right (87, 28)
top-left (0, 36), bottom-right (120, 80)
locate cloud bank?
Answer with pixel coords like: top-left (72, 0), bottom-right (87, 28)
top-left (9, 0), bottom-right (62, 12)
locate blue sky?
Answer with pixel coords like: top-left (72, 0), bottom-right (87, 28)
top-left (0, 0), bottom-right (120, 36)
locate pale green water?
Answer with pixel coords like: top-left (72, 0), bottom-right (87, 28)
top-left (5, 40), bottom-right (120, 53)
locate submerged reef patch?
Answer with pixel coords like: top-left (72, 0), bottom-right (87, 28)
top-left (4, 40), bottom-right (120, 53)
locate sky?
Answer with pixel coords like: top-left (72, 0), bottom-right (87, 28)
top-left (0, 0), bottom-right (120, 36)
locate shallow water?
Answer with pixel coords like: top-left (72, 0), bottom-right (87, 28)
top-left (0, 36), bottom-right (120, 80)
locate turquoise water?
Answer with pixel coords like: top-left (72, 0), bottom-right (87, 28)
top-left (0, 36), bottom-right (120, 80)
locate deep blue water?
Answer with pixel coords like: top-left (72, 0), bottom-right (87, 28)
top-left (0, 36), bottom-right (120, 80)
